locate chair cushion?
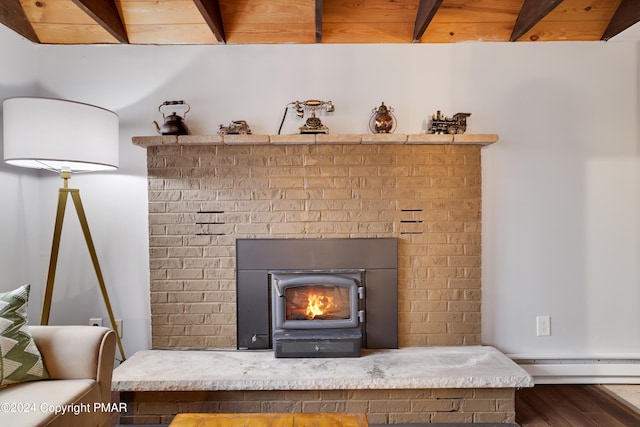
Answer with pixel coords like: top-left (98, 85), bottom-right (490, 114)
top-left (0, 284), bottom-right (49, 387)
top-left (0, 378), bottom-right (102, 427)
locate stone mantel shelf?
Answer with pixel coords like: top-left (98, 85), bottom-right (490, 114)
top-left (132, 133), bottom-right (499, 148)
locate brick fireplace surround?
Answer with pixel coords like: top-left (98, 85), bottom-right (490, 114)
top-left (117, 134), bottom-right (529, 425)
top-left (145, 134), bottom-right (490, 350)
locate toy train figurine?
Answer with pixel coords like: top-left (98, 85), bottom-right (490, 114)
top-left (428, 111), bottom-right (471, 134)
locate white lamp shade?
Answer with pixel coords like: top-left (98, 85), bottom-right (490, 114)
top-left (3, 97), bottom-right (119, 172)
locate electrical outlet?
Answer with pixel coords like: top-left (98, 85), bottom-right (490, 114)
top-left (115, 319), bottom-right (123, 338)
top-left (89, 318), bottom-right (103, 327)
top-left (536, 315), bottom-right (551, 336)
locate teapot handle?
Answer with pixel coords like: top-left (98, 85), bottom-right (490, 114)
top-left (158, 100), bottom-right (190, 118)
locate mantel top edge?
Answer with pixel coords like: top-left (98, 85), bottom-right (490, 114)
top-left (132, 133), bottom-right (499, 148)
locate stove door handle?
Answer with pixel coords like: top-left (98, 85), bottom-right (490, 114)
top-left (273, 279), bottom-right (283, 297)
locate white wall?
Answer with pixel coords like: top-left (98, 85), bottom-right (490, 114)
top-left (479, 42), bottom-right (640, 357)
top-left (0, 26), bottom-right (42, 320)
top-left (1, 26), bottom-right (638, 368)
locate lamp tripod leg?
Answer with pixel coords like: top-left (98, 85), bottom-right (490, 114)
top-left (70, 189), bottom-right (126, 361)
top-left (41, 189), bottom-right (69, 326)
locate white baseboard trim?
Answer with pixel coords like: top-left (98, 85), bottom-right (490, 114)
top-left (508, 353), bottom-right (640, 385)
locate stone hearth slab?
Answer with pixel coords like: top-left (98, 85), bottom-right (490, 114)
top-left (112, 346), bottom-right (533, 392)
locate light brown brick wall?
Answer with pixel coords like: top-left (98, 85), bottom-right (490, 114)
top-left (119, 388), bottom-right (515, 425)
top-left (147, 143), bottom-right (482, 349)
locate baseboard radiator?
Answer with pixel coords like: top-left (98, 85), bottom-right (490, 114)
top-left (509, 354), bottom-right (640, 384)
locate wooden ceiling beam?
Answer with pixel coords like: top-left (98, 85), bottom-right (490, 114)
top-left (72, 0), bottom-right (128, 43)
top-left (315, 0), bottom-right (322, 43)
top-left (510, 0), bottom-right (564, 42)
top-left (193, 0), bottom-right (226, 44)
top-left (601, 0), bottom-right (640, 41)
top-left (412, 0), bottom-right (444, 43)
top-left (0, 0), bottom-right (39, 43)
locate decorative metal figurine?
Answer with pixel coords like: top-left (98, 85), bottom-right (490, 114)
top-left (218, 120), bottom-right (252, 135)
top-left (428, 110), bottom-right (471, 134)
top-left (278, 99), bottom-right (335, 134)
top-left (369, 102), bottom-right (396, 133)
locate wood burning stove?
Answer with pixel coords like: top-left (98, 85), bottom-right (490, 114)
top-left (271, 270), bottom-right (365, 357)
top-left (236, 238), bottom-right (398, 358)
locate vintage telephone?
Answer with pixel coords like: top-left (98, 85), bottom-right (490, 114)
top-left (278, 99), bottom-right (335, 134)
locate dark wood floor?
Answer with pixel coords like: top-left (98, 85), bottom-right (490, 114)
top-left (516, 385), bottom-right (640, 427)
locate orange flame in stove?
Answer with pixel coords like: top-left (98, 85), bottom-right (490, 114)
top-left (305, 291), bottom-right (336, 319)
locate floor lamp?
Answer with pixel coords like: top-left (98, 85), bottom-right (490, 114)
top-left (3, 97), bottom-right (126, 361)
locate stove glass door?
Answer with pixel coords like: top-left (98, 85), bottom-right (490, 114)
top-left (271, 272), bottom-right (361, 330)
top-left (285, 284), bottom-right (351, 321)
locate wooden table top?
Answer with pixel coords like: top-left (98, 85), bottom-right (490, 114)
top-left (169, 413), bottom-right (369, 427)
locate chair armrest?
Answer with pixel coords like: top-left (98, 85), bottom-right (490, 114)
top-left (29, 325), bottom-right (117, 403)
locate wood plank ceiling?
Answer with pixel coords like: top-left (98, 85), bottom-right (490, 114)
top-left (0, 0), bottom-right (638, 45)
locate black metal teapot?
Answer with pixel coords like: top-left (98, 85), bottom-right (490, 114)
top-left (153, 100), bottom-right (190, 135)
